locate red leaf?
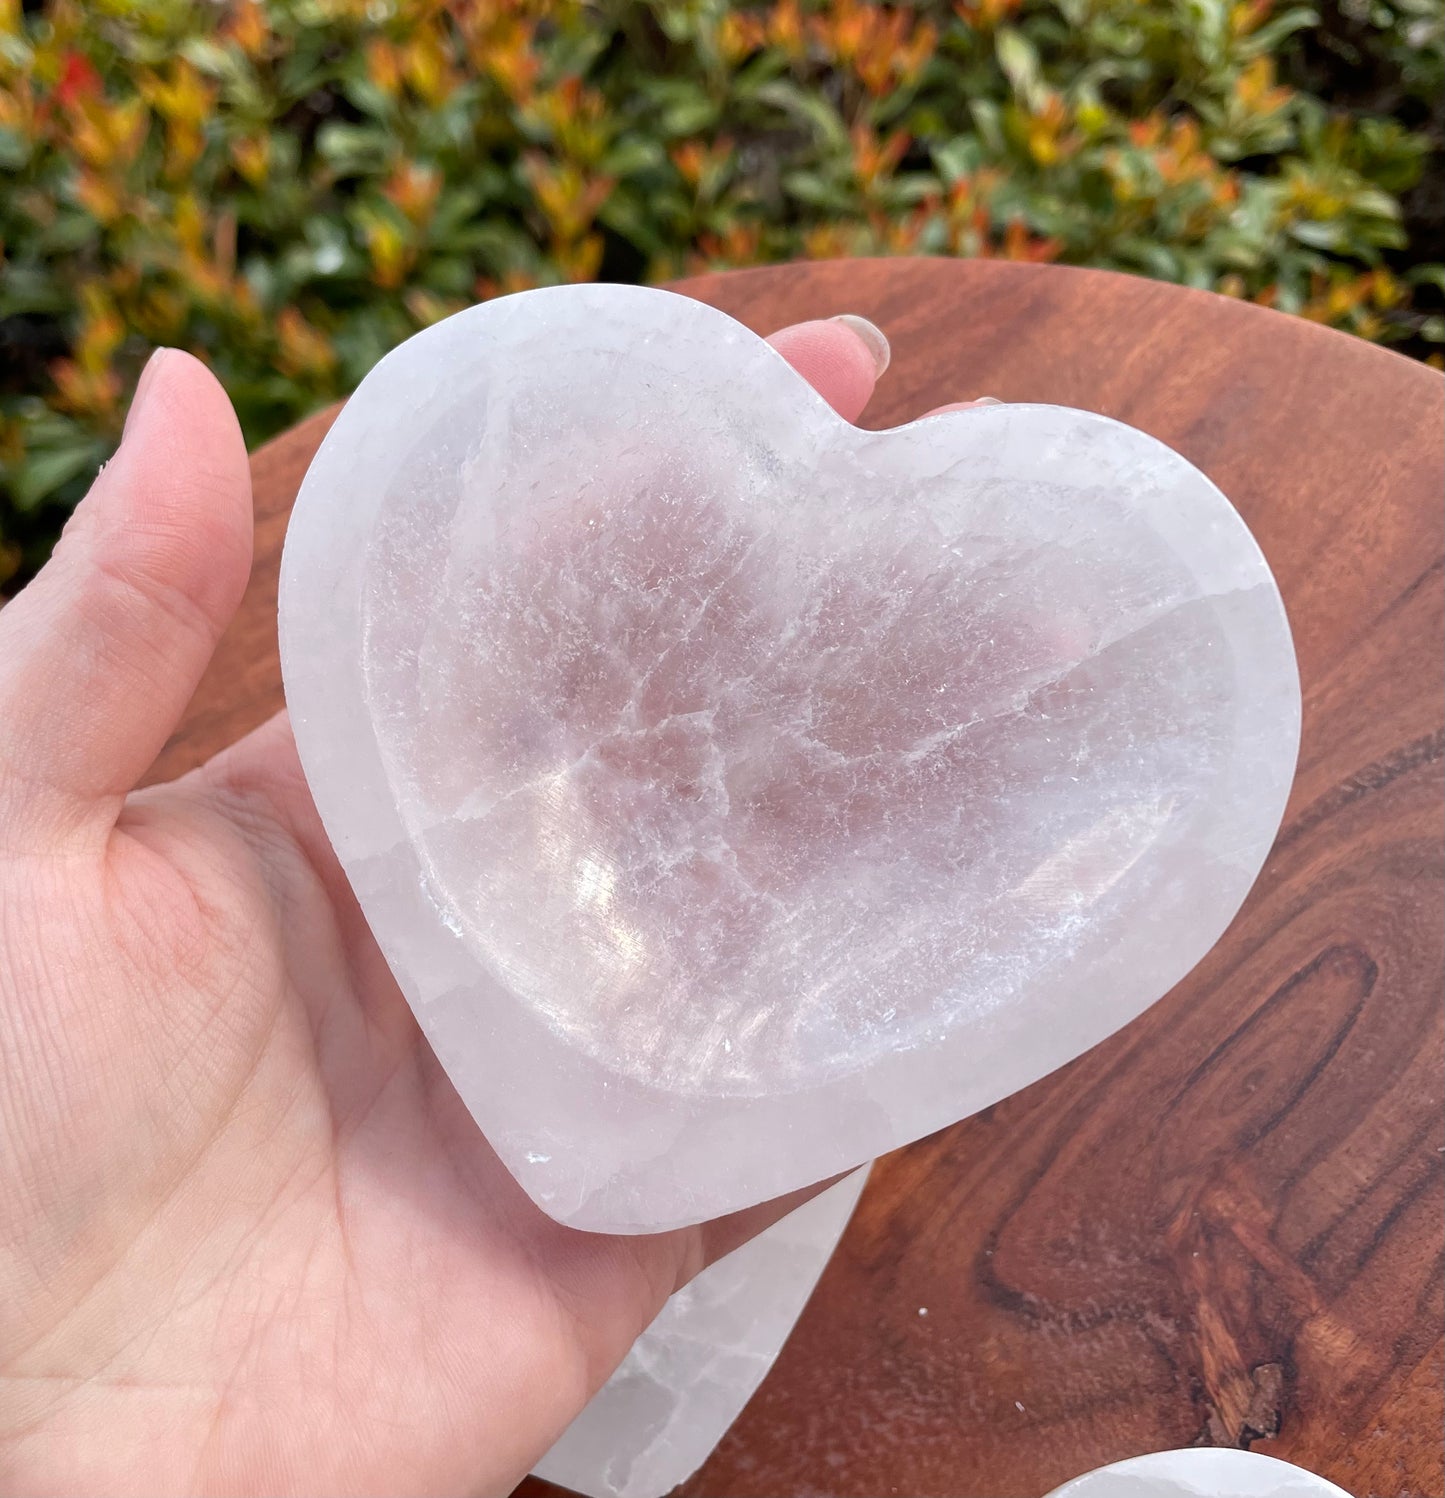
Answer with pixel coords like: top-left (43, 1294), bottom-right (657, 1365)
top-left (54, 52), bottom-right (102, 109)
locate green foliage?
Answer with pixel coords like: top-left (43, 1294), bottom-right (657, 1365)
top-left (2, 0), bottom-right (1441, 587)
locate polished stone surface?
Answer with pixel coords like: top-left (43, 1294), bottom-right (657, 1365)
top-left (280, 284), bottom-right (1300, 1232)
top-left (533, 1169), bottom-right (868, 1498)
top-left (1046, 1448), bottom-right (1354, 1496)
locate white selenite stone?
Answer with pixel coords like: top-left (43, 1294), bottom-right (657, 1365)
top-left (532, 1167), bottom-right (868, 1498)
top-left (1045, 1448), bottom-right (1355, 1497)
top-left (279, 283), bottom-right (1300, 1233)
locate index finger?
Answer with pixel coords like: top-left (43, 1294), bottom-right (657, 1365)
top-left (767, 315), bottom-right (890, 422)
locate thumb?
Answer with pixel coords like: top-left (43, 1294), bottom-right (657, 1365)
top-left (0, 350), bottom-right (252, 853)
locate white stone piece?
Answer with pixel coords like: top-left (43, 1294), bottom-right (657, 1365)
top-left (279, 283), bottom-right (1301, 1233)
top-left (1045, 1448), bottom-right (1355, 1497)
top-left (532, 1167), bottom-right (869, 1498)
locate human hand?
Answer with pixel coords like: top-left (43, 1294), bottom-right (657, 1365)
top-left (0, 315), bottom-right (962, 1496)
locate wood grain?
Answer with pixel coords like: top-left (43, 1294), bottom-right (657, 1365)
top-left (150, 258), bottom-right (1445, 1498)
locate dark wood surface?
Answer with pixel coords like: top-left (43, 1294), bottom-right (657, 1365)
top-left (151, 258), bottom-right (1445, 1498)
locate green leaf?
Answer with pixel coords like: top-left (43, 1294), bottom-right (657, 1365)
top-left (342, 78), bottom-right (398, 120)
top-left (180, 37), bottom-right (242, 80)
top-left (658, 93), bottom-right (719, 137)
top-left (995, 28), bottom-right (1041, 105)
top-left (782, 170), bottom-right (848, 209)
top-left (968, 98), bottom-right (1006, 154)
top-left (1244, 6), bottom-right (1319, 54)
top-left (316, 122), bottom-right (390, 176)
top-left (1289, 220), bottom-right (1348, 251)
top-left (0, 266), bottom-right (69, 317)
top-left (10, 444), bottom-right (100, 513)
top-left (933, 136), bottom-right (980, 185)
top-left (601, 137), bottom-right (667, 178)
top-left (1351, 187), bottom-right (1403, 220)
top-left (1407, 265), bottom-right (1445, 295)
top-left (0, 126), bottom-right (31, 172)
top-left (752, 80), bottom-right (850, 152)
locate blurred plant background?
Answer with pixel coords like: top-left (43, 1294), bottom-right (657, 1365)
top-left (2, 0), bottom-right (1442, 588)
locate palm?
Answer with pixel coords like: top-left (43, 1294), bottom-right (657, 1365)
top-left (0, 325), bottom-right (889, 1494)
top-left (4, 711), bottom-right (691, 1494)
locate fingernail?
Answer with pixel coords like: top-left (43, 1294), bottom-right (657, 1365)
top-left (829, 314), bottom-right (891, 377)
top-left (972, 396), bottom-right (1003, 406)
top-left (123, 348), bottom-right (172, 439)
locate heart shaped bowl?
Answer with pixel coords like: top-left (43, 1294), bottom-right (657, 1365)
top-left (279, 284), bottom-right (1300, 1232)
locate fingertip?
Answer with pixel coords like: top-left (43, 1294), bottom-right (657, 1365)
top-left (100, 348), bottom-right (254, 631)
top-left (0, 350), bottom-right (255, 835)
top-left (827, 314), bottom-right (890, 376)
top-left (766, 317), bottom-right (887, 423)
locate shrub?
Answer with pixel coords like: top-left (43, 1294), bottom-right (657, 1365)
top-left (2, 0), bottom-right (1441, 588)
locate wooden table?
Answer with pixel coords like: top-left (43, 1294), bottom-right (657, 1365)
top-left (153, 258), bottom-right (1445, 1498)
